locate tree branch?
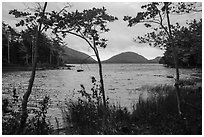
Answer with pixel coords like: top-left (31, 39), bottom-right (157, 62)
top-left (139, 20), bottom-right (161, 25)
top-left (57, 4), bottom-right (71, 15)
top-left (59, 30), bottom-right (95, 50)
top-left (136, 18), bottom-right (170, 38)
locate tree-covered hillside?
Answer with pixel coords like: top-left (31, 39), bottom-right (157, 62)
top-left (160, 19), bottom-right (202, 68)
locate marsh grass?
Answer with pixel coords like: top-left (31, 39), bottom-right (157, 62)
top-left (136, 84), bottom-right (202, 134)
top-left (61, 84), bottom-right (202, 135)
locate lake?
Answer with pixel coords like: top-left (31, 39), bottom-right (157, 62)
top-left (2, 63), bottom-right (201, 129)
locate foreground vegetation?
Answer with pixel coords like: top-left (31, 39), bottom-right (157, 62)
top-left (61, 84), bottom-right (201, 135)
top-left (2, 94), bottom-right (53, 134)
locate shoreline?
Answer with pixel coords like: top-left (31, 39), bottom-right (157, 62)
top-left (2, 65), bottom-right (74, 72)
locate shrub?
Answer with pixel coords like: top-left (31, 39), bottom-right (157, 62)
top-left (2, 88), bottom-right (53, 135)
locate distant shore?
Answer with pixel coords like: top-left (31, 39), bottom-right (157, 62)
top-left (2, 62), bottom-right (201, 72)
top-left (2, 64), bottom-right (73, 72)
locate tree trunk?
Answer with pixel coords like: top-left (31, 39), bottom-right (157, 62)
top-left (49, 51), bottom-right (52, 65)
top-left (31, 40), bottom-right (34, 65)
top-left (94, 48), bottom-right (106, 108)
top-left (18, 2), bottom-right (47, 134)
top-left (26, 54), bottom-right (29, 65)
top-left (7, 36), bottom-right (10, 64)
top-left (165, 2), bottom-right (182, 115)
top-left (57, 55), bottom-right (60, 66)
top-left (93, 46), bottom-right (107, 131)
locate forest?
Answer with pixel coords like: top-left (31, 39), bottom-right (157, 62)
top-left (159, 19), bottom-right (202, 68)
top-left (2, 21), bottom-right (64, 68)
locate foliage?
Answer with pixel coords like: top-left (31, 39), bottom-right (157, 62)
top-left (2, 21), bottom-right (64, 67)
top-left (77, 76), bottom-right (105, 104)
top-left (9, 6), bottom-right (45, 30)
top-left (5, 2), bottom-right (66, 67)
top-left (2, 22), bottom-right (22, 64)
top-left (7, 5), bottom-right (118, 59)
top-left (161, 19), bottom-right (202, 67)
top-left (48, 7), bottom-right (118, 48)
top-left (124, 2), bottom-right (201, 46)
top-left (25, 95), bottom-right (53, 134)
top-left (2, 92), bottom-right (53, 135)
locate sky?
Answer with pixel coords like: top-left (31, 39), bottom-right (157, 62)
top-left (2, 2), bottom-right (202, 61)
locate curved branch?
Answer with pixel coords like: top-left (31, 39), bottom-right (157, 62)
top-left (57, 4), bottom-right (71, 15)
top-left (157, 10), bottom-right (171, 38)
top-left (60, 30), bottom-right (95, 50)
top-left (92, 37), bottom-right (99, 55)
top-left (158, 10), bottom-right (164, 24)
top-left (160, 24), bottom-right (170, 38)
top-left (139, 19), bottom-right (161, 25)
top-left (137, 18), bottom-right (171, 38)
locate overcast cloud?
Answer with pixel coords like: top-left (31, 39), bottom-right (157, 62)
top-left (2, 2), bottom-right (202, 60)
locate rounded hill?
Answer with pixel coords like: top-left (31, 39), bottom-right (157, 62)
top-left (103, 52), bottom-right (149, 63)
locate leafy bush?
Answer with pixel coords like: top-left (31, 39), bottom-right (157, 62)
top-left (2, 89), bottom-right (53, 135)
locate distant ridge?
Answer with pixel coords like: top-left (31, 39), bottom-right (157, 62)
top-left (148, 56), bottom-right (162, 63)
top-left (103, 52), bottom-right (160, 64)
top-left (62, 46), bottom-right (96, 64)
top-left (62, 49), bottom-right (161, 64)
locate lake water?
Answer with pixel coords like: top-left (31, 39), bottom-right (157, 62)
top-left (2, 63), bottom-right (201, 129)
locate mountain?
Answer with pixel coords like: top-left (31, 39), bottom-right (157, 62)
top-left (103, 52), bottom-right (161, 64)
top-left (148, 56), bottom-right (162, 63)
top-left (103, 52), bottom-right (149, 63)
top-left (62, 46), bottom-right (96, 64)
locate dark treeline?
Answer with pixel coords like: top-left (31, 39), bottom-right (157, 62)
top-left (2, 21), bottom-right (64, 67)
top-left (159, 19), bottom-right (202, 68)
